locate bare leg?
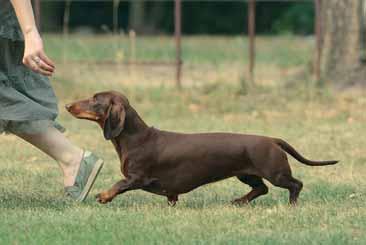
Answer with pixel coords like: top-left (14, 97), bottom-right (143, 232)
top-left (232, 175), bottom-right (268, 205)
top-left (15, 126), bottom-right (83, 187)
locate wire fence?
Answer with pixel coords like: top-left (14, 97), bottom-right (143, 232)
top-left (32, 0), bottom-right (366, 88)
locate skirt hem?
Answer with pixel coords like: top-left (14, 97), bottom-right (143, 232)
top-left (0, 119), bottom-right (65, 135)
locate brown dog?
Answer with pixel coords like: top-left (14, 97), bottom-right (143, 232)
top-left (66, 91), bottom-right (338, 206)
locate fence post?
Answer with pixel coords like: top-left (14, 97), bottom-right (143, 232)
top-left (314, 0), bottom-right (322, 81)
top-left (175, 0), bottom-right (182, 89)
top-left (248, 0), bottom-right (256, 84)
top-left (129, 30), bottom-right (136, 63)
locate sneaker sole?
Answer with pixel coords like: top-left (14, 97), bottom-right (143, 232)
top-left (77, 159), bottom-right (104, 202)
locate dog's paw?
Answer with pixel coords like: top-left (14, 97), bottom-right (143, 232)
top-left (95, 192), bottom-right (113, 204)
top-left (231, 198), bottom-right (249, 206)
top-left (167, 195), bottom-right (178, 207)
top-left (167, 200), bottom-right (177, 207)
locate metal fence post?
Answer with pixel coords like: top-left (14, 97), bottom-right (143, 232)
top-left (248, 0), bottom-right (256, 84)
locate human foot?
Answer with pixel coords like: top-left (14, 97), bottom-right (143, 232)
top-left (64, 151), bottom-right (104, 202)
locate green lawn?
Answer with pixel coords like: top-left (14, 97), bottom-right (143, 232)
top-left (0, 35), bottom-right (365, 244)
top-left (45, 34), bottom-right (312, 68)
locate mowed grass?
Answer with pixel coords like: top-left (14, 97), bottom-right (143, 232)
top-left (44, 34), bottom-right (312, 68)
top-left (0, 35), bottom-right (365, 244)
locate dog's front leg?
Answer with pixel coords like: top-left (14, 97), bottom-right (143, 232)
top-left (96, 174), bottom-right (144, 204)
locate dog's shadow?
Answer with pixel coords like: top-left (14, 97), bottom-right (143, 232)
top-left (180, 194), bottom-right (280, 209)
top-left (1, 182), bottom-right (360, 210)
top-left (102, 191), bottom-right (285, 209)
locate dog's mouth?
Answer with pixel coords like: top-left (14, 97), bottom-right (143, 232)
top-left (72, 111), bottom-right (100, 121)
top-left (65, 103), bottom-right (100, 121)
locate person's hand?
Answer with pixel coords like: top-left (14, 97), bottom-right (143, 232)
top-left (23, 29), bottom-right (55, 76)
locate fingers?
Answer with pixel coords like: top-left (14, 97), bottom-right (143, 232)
top-left (38, 58), bottom-right (54, 73)
top-left (27, 59), bottom-right (38, 72)
top-left (36, 59), bottom-right (53, 76)
top-left (39, 51), bottom-right (55, 69)
top-left (23, 54), bottom-right (55, 76)
top-left (22, 32), bottom-right (55, 76)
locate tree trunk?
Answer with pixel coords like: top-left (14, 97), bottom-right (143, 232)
top-left (320, 0), bottom-right (366, 86)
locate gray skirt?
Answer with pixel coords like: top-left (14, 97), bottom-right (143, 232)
top-left (0, 38), bottom-right (64, 134)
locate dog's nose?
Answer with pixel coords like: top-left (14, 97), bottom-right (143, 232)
top-left (65, 104), bottom-right (72, 111)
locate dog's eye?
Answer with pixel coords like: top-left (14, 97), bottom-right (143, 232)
top-left (90, 97), bottom-right (97, 104)
top-left (93, 103), bottom-right (104, 111)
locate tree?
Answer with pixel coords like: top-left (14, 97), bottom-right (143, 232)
top-left (319, 0), bottom-right (366, 86)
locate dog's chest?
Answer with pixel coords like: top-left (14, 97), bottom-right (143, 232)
top-left (120, 153), bottom-right (129, 177)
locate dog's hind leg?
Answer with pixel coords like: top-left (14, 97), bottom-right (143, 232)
top-left (266, 172), bottom-right (303, 205)
top-left (261, 148), bottom-right (303, 205)
top-left (232, 175), bottom-right (268, 205)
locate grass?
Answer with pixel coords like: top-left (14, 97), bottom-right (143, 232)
top-left (45, 34), bottom-right (312, 68)
top-left (1, 35), bottom-right (365, 244)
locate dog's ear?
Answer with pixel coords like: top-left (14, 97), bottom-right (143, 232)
top-left (103, 103), bottom-right (126, 140)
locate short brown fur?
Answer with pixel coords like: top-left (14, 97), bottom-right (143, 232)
top-left (66, 91), bottom-right (338, 206)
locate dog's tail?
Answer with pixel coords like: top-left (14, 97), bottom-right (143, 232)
top-left (274, 138), bottom-right (339, 166)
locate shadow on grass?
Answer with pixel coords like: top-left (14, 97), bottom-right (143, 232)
top-left (0, 191), bottom-right (78, 210)
top-left (177, 190), bottom-right (285, 209)
top-left (179, 181), bottom-right (364, 209)
top-left (81, 182), bottom-right (361, 210)
top-left (0, 190), bottom-right (161, 210)
top-left (1, 181), bottom-right (361, 210)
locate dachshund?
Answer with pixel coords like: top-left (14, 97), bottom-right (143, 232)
top-left (66, 91), bottom-right (338, 206)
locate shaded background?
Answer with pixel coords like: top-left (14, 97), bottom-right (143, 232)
top-left (40, 1), bottom-right (314, 35)
top-left (1, 1), bottom-right (365, 244)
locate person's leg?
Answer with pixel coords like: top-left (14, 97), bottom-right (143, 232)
top-left (14, 126), bottom-right (83, 187)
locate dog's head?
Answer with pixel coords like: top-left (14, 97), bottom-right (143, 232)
top-left (66, 91), bottom-right (129, 140)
